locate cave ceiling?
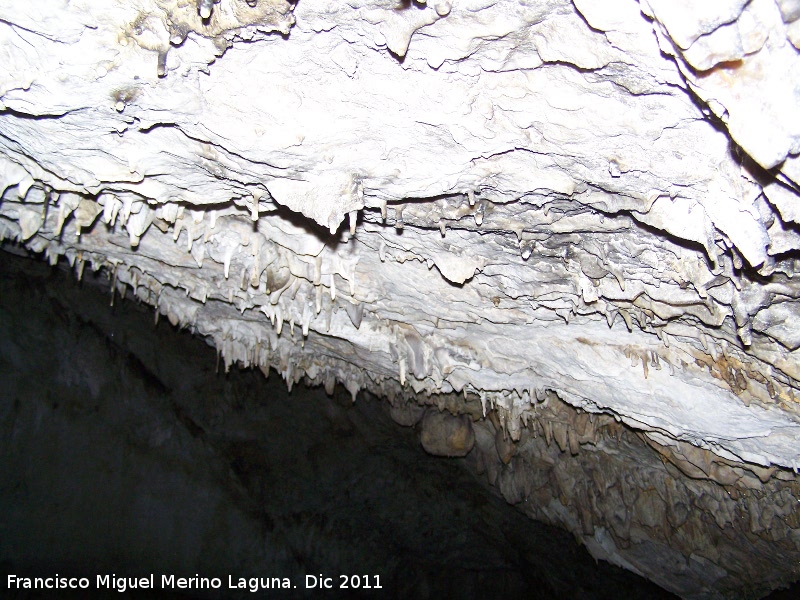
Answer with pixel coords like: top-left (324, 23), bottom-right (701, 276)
top-left (1, 0), bottom-right (800, 473)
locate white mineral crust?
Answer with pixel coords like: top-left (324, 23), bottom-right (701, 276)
top-left (2, 0), bottom-right (800, 473)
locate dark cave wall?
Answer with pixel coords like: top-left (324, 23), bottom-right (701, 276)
top-left (0, 252), bottom-right (674, 599)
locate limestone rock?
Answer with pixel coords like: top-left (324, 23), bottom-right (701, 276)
top-left (419, 409), bottom-right (475, 457)
top-left (389, 401), bottom-right (426, 427)
top-left (2, 0), bottom-right (800, 596)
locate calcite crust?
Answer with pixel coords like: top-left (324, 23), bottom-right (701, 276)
top-left (2, 1), bottom-right (800, 596)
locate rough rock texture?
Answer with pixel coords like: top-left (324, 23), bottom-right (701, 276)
top-left (1, 255), bottom-right (677, 599)
top-left (420, 408), bottom-right (475, 456)
top-left (1, 0), bottom-right (800, 597)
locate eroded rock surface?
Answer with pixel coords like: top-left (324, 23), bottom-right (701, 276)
top-left (420, 408), bottom-right (475, 456)
top-left (1, 255), bottom-right (678, 599)
top-left (1, 0), bottom-right (800, 597)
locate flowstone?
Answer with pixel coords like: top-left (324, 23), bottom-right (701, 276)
top-left (2, 0), bottom-right (800, 596)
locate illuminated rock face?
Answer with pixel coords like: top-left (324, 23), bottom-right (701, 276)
top-left (1, 0), bottom-right (799, 596)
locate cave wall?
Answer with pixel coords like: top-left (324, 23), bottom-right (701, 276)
top-left (1, 0), bottom-right (800, 597)
top-left (0, 254), bottom-right (675, 599)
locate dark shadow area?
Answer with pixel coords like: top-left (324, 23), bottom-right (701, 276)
top-left (0, 249), bottom-right (686, 599)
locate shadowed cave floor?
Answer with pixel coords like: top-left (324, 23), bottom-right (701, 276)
top-left (0, 249), bottom-right (751, 599)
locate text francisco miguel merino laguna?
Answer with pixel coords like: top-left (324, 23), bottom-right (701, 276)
top-left (8, 574), bottom-right (383, 592)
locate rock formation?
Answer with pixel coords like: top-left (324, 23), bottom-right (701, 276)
top-left (1, 0), bottom-right (799, 597)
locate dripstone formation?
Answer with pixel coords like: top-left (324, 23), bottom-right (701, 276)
top-left (1, 1), bottom-right (799, 597)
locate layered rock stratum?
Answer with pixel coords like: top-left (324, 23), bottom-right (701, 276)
top-left (2, 1), bottom-right (800, 597)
